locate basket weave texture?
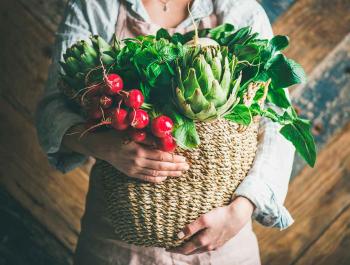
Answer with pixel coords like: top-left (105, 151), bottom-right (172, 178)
top-left (96, 118), bottom-right (259, 248)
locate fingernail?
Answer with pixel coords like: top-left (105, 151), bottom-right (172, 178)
top-left (177, 231), bottom-right (185, 239)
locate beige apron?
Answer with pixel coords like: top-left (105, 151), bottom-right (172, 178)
top-left (74, 2), bottom-right (261, 265)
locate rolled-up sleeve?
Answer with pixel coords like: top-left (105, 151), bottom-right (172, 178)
top-left (233, 118), bottom-right (295, 229)
top-left (35, 0), bottom-right (92, 173)
top-left (217, 0), bottom-right (295, 229)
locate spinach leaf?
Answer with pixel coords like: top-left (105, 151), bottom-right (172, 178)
top-left (209, 23), bottom-right (235, 40)
top-left (266, 88), bottom-right (292, 108)
top-left (280, 118), bottom-right (317, 167)
top-left (156, 28), bottom-right (171, 41)
top-left (266, 54), bottom-right (307, 88)
top-left (233, 44), bottom-right (261, 62)
top-left (269, 35), bottom-right (289, 54)
top-left (224, 104), bottom-right (252, 125)
top-left (173, 119), bottom-right (200, 149)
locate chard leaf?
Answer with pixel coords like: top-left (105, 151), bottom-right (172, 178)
top-left (224, 104), bottom-right (252, 125)
top-left (267, 88), bottom-right (292, 108)
top-left (267, 54), bottom-right (307, 88)
top-left (280, 118), bottom-right (317, 167)
top-left (173, 119), bottom-right (200, 149)
top-left (270, 35), bottom-right (289, 54)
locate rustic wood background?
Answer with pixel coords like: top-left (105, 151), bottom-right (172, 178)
top-left (0, 0), bottom-right (349, 264)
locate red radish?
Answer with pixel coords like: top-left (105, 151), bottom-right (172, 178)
top-left (124, 89), bottom-right (144, 109)
top-left (100, 95), bottom-right (113, 109)
top-left (128, 109), bottom-right (149, 129)
top-left (104, 73), bottom-right (123, 95)
top-left (151, 115), bottom-right (174, 138)
top-left (130, 129), bottom-right (147, 143)
top-left (158, 135), bottom-right (177, 152)
top-left (112, 108), bottom-right (129, 130)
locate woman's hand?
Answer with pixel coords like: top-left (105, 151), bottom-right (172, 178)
top-left (167, 196), bottom-right (255, 255)
top-left (63, 124), bottom-right (189, 183)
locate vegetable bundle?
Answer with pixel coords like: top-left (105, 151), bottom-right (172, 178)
top-left (60, 24), bottom-right (316, 167)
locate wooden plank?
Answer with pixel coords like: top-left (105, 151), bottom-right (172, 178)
top-left (0, 97), bottom-right (88, 251)
top-left (294, 205), bottom-right (350, 265)
top-left (273, 0), bottom-right (350, 74)
top-left (255, 123), bottom-right (350, 265)
top-left (259, 0), bottom-right (296, 23)
top-left (17, 0), bottom-right (68, 33)
top-left (0, 0), bottom-right (55, 120)
top-left (0, 187), bottom-right (73, 265)
top-left (291, 34), bottom-right (350, 175)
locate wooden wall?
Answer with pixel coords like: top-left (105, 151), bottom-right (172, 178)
top-left (0, 0), bottom-right (349, 264)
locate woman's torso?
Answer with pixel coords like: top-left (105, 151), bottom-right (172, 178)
top-left (74, 1), bottom-right (269, 264)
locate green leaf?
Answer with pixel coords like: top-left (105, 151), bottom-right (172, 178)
top-left (171, 33), bottom-right (185, 44)
top-left (140, 82), bottom-right (151, 102)
top-left (156, 28), bottom-right (171, 40)
top-left (267, 54), bottom-right (307, 88)
top-left (209, 23), bottom-right (235, 40)
top-left (280, 118), bottom-right (317, 167)
top-left (227, 26), bottom-right (252, 47)
top-left (224, 104), bottom-right (252, 125)
top-left (270, 35), bottom-right (289, 54)
top-left (262, 108), bottom-right (282, 123)
top-left (173, 119), bottom-right (200, 149)
top-left (266, 88), bottom-right (292, 108)
top-left (233, 44), bottom-right (261, 62)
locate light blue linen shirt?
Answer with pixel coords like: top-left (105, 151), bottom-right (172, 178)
top-left (35, 0), bottom-right (295, 229)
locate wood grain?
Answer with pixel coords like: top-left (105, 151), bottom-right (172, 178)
top-left (0, 0), bottom-right (55, 120)
top-left (17, 0), bottom-right (68, 33)
top-left (294, 205), bottom-right (350, 265)
top-left (255, 123), bottom-right (350, 265)
top-left (259, 0), bottom-right (296, 22)
top-left (0, 0), bottom-right (349, 262)
top-left (0, 187), bottom-right (73, 265)
top-left (0, 97), bottom-right (88, 251)
top-left (291, 34), bottom-right (350, 176)
top-left (273, 0), bottom-right (350, 74)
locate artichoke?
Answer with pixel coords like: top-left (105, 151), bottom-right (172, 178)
top-left (174, 45), bottom-right (241, 121)
top-left (60, 36), bottom-right (117, 92)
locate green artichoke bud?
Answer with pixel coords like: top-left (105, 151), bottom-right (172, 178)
top-left (174, 46), bottom-right (241, 121)
top-left (60, 35), bottom-right (120, 92)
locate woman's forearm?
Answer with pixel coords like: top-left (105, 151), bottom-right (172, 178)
top-left (62, 124), bottom-right (101, 159)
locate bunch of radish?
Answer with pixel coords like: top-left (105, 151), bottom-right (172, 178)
top-left (82, 73), bottom-right (177, 152)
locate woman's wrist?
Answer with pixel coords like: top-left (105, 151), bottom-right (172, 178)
top-left (229, 196), bottom-right (256, 218)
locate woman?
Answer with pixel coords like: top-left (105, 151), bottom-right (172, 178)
top-left (36, 0), bottom-right (295, 264)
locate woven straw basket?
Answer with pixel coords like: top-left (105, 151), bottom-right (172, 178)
top-left (95, 118), bottom-right (259, 249)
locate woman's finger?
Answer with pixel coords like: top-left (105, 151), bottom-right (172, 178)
top-left (141, 148), bottom-right (187, 163)
top-left (169, 232), bottom-right (208, 255)
top-left (137, 158), bottom-right (189, 172)
top-left (133, 174), bottom-right (168, 184)
top-left (138, 168), bottom-right (183, 178)
top-left (178, 215), bottom-right (209, 240)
